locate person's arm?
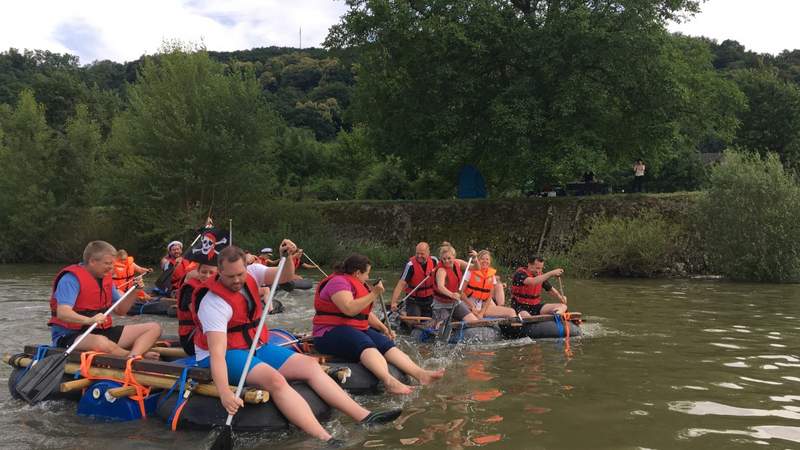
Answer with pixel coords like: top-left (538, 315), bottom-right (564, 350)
top-left (368, 312), bottom-right (394, 339)
top-left (259, 240), bottom-right (297, 285)
top-left (435, 268), bottom-right (459, 300)
top-left (523, 268), bottom-right (564, 286)
top-left (208, 331), bottom-right (242, 415)
top-left (132, 263), bottom-right (152, 274)
top-left (331, 281), bottom-right (384, 316)
top-left (56, 304), bottom-right (105, 326)
top-left (492, 277), bottom-right (505, 306)
top-left (113, 283), bottom-right (141, 316)
top-left (390, 262), bottom-right (413, 309)
top-left (547, 286), bottom-right (567, 304)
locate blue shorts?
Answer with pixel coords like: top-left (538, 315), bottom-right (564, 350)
top-left (314, 326), bottom-right (395, 362)
top-left (197, 342), bottom-right (296, 385)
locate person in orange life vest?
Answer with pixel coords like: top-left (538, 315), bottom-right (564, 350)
top-left (432, 242), bottom-right (480, 326)
top-left (462, 250), bottom-right (531, 320)
top-left (314, 254), bottom-right (445, 395)
top-left (257, 247), bottom-right (277, 266)
top-left (50, 241), bottom-right (162, 358)
top-left (194, 247), bottom-right (400, 443)
top-left (113, 249), bottom-right (153, 300)
top-left (389, 242), bottom-right (439, 317)
top-left (511, 256), bottom-right (567, 316)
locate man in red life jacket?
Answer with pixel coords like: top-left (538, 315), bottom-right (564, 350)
top-left (49, 241), bottom-right (162, 358)
top-left (390, 242), bottom-right (438, 317)
top-left (194, 246), bottom-right (400, 443)
top-left (510, 256), bottom-right (567, 316)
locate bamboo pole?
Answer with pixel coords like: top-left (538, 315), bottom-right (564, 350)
top-left (5, 355), bottom-right (269, 404)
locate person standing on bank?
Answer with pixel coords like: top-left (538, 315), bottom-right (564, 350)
top-left (633, 159), bottom-right (646, 193)
top-left (510, 256), bottom-right (567, 316)
top-left (49, 240), bottom-right (162, 358)
top-left (194, 246), bottom-right (400, 444)
top-left (390, 242), bottom-right (438, 317)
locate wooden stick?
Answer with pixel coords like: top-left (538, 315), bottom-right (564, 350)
top-left (107, 386), bottom-right (138, 398)
top-left (399, 315), bottom-right (434, 322)
top-left (6, 355), bottom-right (269, 404)
top-left (60, 378), bottom-right (93, 392)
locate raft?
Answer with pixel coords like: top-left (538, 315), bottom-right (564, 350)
top-left (125, 298), bottom-right (284, 317)
top-left (4, 345), bottom-right (330, 432)
top-left (399, 313), bottom-right (583, 344)
top-left (278, 278), bottom-right (314, 291)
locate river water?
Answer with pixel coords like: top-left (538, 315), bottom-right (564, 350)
top-left (1, 264), bottom-right (799, 449)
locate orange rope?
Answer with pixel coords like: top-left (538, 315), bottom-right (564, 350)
top-left (78, 351), bottom-right (151, 418)
top-left (561, 312), bottom-right (573, 358)
top-left (171, 395), bottom-right (190, 431)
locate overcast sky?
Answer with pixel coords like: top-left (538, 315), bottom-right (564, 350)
top-left (0, 0), bottom-right (797, 65)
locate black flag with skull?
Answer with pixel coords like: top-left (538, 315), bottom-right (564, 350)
top-left (186, 227), bottom-right (230, 265)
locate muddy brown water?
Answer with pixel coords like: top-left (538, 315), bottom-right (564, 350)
top-left (1, 264), bottom-right (799, 449)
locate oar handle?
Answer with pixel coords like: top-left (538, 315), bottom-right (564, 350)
top-left (225, 256), bottom-right (287, 427)
top-left (64, 283), bottom-right (140, 356)
top-left (458, 257), bottom-right (473, 293)
top-left (397, 273), bottom-right (432, 305)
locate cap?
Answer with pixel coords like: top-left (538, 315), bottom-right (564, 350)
top-left (167, 241), bottom-right (182, 251)
top-left (260, 247), bottom-right (273, 255)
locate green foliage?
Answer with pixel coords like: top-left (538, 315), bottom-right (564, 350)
top-left (699, 150), bottom-right (800, 282)
top-left (0, 90), bottom-right (59, 261)
top-left (356, 156), bottom-right (410, 200)
top-left (569, 212), bottom-right (684, 277)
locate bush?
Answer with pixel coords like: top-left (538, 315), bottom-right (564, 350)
top-left (700, 150), bottom-right (800, 282)
top-left (569, 212), bottom-right (684, 277)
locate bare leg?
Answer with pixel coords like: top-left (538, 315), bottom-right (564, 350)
top-left (360, 348), bottom-right (413, 395)
top-left (246, 363), bottom-right (331, 440)
top-left (541, 303), bottom-right (568, 315)
top-left (117, 323), bottom-right (162, 357)
top-left (279, 354), bottom-right (370, 421)
top-left (72, 335), bottom-right (129, 357)
top-left (484, 302), bottom-right (518, 318)
top-left (383, 347), bottom-right (445, 385)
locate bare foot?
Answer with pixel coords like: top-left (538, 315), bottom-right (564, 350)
top-left (417, 368), bottom-right (446, 385)
top-left (385, 378), bottom-right (414, 395)
top-left (143, 351), bottom-right (160, 360)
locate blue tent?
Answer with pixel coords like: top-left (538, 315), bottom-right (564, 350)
top-left (457, 165), bottom-right (487, 199)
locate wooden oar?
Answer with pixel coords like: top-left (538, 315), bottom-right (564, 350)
top-left (302, 252), bottom-right (328, 278)
top-left (205, 256), bottom-right (286, 450)
top-left (14, 284), bottom-right (140, 405)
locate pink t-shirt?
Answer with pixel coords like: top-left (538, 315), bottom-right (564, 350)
top-left (313, 275), bottom-right (360, 337)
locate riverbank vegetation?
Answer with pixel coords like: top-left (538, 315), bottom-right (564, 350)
top-left (2, 1), bottom-right (800, 282)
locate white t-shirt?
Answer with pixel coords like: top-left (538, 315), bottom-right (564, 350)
top-left (195, 264), bottom-right (269, 361)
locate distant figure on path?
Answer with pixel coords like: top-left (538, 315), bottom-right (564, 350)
top-left (633, 159), bottom-right (646, 193)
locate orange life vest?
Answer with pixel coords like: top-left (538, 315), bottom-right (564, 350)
top-left (433, 261), bottom-right (463, 304)
top-left (403, 257), bottom-right (435, 298)
top-left (112, 256), bottom-right (135, 291)
top-left (510, 267), bottom-right (542, 306)
top-left (192, 274), bottom-right (270, 351)
top-left (49, 264), bottom-right (114, 331)
top-left (463, 267), bottom-right (497, 301)
top-left (313, 274), bottom-right (372, 331)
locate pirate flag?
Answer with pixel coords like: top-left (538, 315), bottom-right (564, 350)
top-left (186, 227), bottom-right (230, 265)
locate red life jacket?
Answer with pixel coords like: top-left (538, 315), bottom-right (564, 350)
top-left (192, 274), bottom-right (270, 351)
top-left (464, 268), bottom-right (497, 301)
top-left (403, 257), bottom-right (435, 298)
top-left (177, 277), bottom-right (203, 341)
top-left (510, 267), bottom-right (542, 306)
top-left (433, 261), bottom-right (463, 303)
top-left (49, 264), bottom-right (114, 330)
top-left (313, 274), bottom-right (372, 331)
top-left (171, 258), bottom-right (197, 292)
top-left (292, 255), bottom-right (301, 270)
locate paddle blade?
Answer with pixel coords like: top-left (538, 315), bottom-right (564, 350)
top-left (14, 353), bottom-right (68, 405)
top-left (205, 424), bottom-right (233, 450)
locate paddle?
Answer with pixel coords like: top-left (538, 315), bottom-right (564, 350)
top-left (205, 256), bottom-right (287, 450)
top-left (373, 278), bottom-right (393, 333)
top-left (302, 251), bottom-right (328, 278)
top-left (440, 256), bottom-right (473, 341)
top-left (15, 283), bottom-right (140, 404)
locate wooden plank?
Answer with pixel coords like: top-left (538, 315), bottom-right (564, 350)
top-left (450, 312), bottom-right (583, 330)
top-left (23, 345), bottom-right (212, 382)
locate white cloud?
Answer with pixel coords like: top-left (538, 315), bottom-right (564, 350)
top-left (669, 0), bottom-right (800, 55)
top-left (0, 0), bottom-right (349, 64)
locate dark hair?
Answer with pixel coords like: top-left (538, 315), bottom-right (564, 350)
top-left (527, 255), bottom-right (545, 264)
top-left (218, 246), bottom-right (246, 270)
top-left (334, 253), bottom-right (371, 275)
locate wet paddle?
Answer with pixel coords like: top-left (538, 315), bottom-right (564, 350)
top-left (205, 256), bottom-right (287, 450)
top-left (373, 278), bottom-right (393, 333)
top-left (15, 283), bottom-right (140, 404)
